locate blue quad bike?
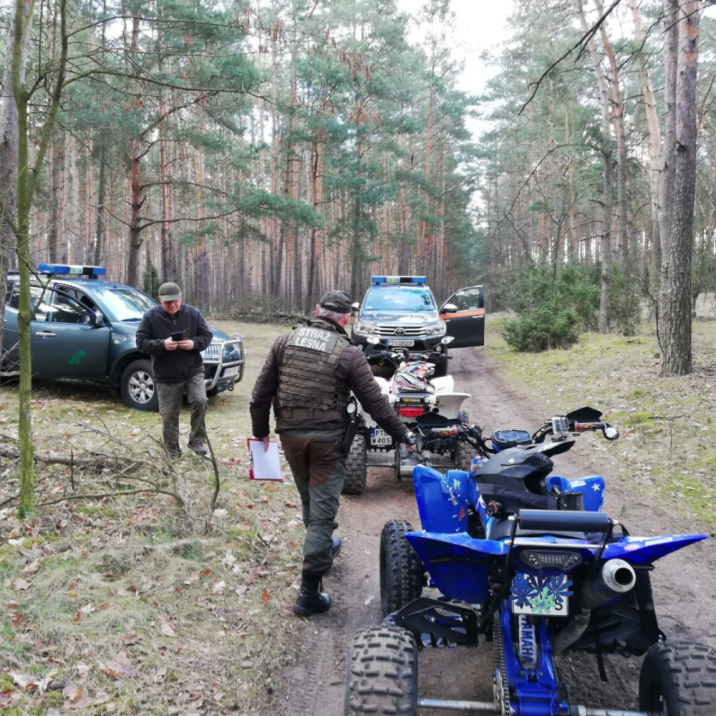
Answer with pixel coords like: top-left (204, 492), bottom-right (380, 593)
top-left (344, 408), bottom-right (716, 716)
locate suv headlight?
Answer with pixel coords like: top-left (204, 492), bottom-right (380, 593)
top-left (354, 321), bottom-right (378, 336)
top-left (426, 321), bottom-right (446, 336)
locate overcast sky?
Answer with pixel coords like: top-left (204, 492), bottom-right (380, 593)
top-left (397, 0), bottom-right (514, 139)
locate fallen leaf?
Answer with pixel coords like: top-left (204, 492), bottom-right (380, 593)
top-left (121, 630), bottom-right (141, 645)
top-left (160, 621), bottom-right (176, 637)
top-left (99, 651), bottom-right (138, 679)
top-left (80, 603), bottom-right (95, 616)
top-left (153, 667), bottom-right (168, 684)
top-left (62, 683), bottom-right (84, 704)
top-left (13, 578), bottom-right (31, 591)
top-left (284, 501), bottom-right (296, 508)
top-left (8, 538), bottom-right (25, 547)
top-left (364, 595), bottom-right (375, 606)
top-left (10, 672), bottom-right (37, 692)
top-left (261, 589), bottom-right (271, 606)
top-left (212, 580), bottom-right (226, 595)
top-left (94, 691), bottom-right (111, 706)
top-left (22, 559), bottom-right (42, 575)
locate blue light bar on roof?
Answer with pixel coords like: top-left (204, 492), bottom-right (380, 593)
top-left (372, 275), bottom-right (426, 285)
top-left (38, 264), bottom-right (106, 277)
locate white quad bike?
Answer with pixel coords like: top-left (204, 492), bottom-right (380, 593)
top-left (341, 338), bottom-right (473, 495)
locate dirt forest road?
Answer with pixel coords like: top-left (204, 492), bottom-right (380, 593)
top-left (279, 347), bottom-right (716, 716)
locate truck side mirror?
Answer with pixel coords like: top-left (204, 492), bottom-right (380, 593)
top-left (351, 301), bottom-right (360, 316)
top-left (441, 303), bottom-right (458, 314)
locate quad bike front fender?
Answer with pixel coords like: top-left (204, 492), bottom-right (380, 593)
top-left (413, 464), bottom-right (469, 534)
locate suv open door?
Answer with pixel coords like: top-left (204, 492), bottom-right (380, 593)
top-left (440, 286), bottom-right (485, 348)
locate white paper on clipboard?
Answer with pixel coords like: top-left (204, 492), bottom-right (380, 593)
top-left (248, 439), bottom-right (283, 481)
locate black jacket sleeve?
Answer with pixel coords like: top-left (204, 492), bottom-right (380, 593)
top-left (249, 334), bottom-right (287, 438)
top-left (344, 347), bottom-right (408, 440)
top-left (193, 310), bottom-right (213, 352)
top-left (136, 311), bottom-right (166, 355)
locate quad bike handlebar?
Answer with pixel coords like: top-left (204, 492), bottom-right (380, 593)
top-left (365, 345), bottom-right (449, 368)
top-left (532, 415), bottom-right (620, 443)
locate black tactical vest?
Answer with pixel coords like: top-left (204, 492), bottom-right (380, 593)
top-left (276, 319), bottom-right (352, 415)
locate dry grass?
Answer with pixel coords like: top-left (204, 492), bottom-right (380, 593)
top-left (486, 312), bottom-right (716, 526)
top-left (0, 321), bottom-right (309, 715)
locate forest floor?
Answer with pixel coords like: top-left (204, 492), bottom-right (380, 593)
top-left (2, 313), bottom-right (716, 715)
top-left (277, 313), bottom-right (716, 715)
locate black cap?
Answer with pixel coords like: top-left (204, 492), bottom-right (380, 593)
top-left (319, 290), bottom-right (353, 314)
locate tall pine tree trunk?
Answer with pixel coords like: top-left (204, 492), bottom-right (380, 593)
top-left (659, 0), bottom-right (700, 376)
top-left (578, 0), bottom-right (613, 332)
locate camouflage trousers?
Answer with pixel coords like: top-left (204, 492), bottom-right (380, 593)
top-left (279, 428), bottom-right (346, 575)
top-left (156, 373), bottom-right (208, 457)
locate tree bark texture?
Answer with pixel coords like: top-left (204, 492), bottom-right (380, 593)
top-left (659, 0), bottom-right (700, 376)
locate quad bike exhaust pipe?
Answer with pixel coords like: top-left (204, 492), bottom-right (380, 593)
top-left (580, 558), bottom-right (637, 610)
top-left (420, 703), bottom-right (654, 714)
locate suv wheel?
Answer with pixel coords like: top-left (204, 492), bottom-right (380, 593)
top-left (121, 359), bottom-right (158, 411)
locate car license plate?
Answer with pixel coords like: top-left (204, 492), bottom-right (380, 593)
top-left (222, 365), bottom-right (240, 378)
top-left (388, 339), bottom-right (414, 347)
top-left (370, 428), bottom-right (393, 446)
top-left (510, 573), bottom-right (569, 617)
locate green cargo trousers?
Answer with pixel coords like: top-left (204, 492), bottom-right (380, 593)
top-left (279, 428), bottom-right (346, 575)
top-left (156, 373), bottom-right (208, 457)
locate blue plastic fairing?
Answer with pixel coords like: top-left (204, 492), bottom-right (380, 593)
top-left (546, 475), bottom-right (605, 512)
top-left (413, 465), bottom-right (469, 534)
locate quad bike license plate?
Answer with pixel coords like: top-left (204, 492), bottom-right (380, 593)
top-left (388, 339), bottom-right (414, 347)
top-left (511, 573), bottom-right (569, 617)
top-left (370, 428), bottom-right (393, 446)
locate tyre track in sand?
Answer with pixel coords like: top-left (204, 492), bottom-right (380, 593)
top-left (278, 347), bottom-right (716, 715)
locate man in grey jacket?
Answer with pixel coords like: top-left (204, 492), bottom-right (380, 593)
top-left (136, 282), bottom-right (213, 458)
top-left (250, 290), bottom-right (415, 616)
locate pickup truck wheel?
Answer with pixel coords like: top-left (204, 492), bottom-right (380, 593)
top-left (639, 642), bottom-right (716, 715)
top-left (342, 434), bottom-right (367, 495)
top-left (344, 626), bottom-right (418, 716)
top-left (380, 519), bottom-right (424, 617)
top-left (120, 360), bottom-right (158, 411)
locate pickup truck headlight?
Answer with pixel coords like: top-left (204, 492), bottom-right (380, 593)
top-left (426, 322), bottom-right (446, 336)
top-left (354, 321), bottom-right (378, 336)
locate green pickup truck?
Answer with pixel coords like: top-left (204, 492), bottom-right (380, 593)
top-left (1, 264), bottom-right (245, 410)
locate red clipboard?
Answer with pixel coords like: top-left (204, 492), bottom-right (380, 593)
top-left (247, 438), bottom-right (283, 481)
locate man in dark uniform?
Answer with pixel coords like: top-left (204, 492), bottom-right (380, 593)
top-left (250, 290), bottom-right (414, 616)
top-left (136, 282), bottom-right (213, 458)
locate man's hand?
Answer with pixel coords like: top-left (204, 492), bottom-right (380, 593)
top-left (164, 337), bottom-right (178, 351)
top-left (255, 436), bottom-right (270, 452)
top-left (177, 339), bottom-right (195, 350)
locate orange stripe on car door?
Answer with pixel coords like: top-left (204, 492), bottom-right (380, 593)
top-left (441, 309), bottom-right (485, 319)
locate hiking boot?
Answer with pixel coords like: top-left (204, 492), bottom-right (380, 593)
top-left (166, 447), bottom-right (182, 460)
top-left (293, 570), bottom-right (331, 617)
top-left (189, 443), bottom-right (208, 456)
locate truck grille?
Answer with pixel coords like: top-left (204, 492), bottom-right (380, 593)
top-left (202, 343), bottom-right (242, 363)
top-left (376, 325), bottom-right (427, 337)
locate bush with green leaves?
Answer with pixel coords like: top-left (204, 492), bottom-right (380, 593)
top-left (503, 303), bottom-right (579, 352)
top-left (507, 264), bottom-right (600, 332)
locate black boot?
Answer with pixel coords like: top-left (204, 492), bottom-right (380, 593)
top-left (293, 570), bottom-right (331, 617)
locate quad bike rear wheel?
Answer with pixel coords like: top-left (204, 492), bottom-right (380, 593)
top-left (342, 434), bottom-right (367, 495)
top-left (639, 641), bottom-right (716, 715)
top-left (380, 520), bottom-right (424, 617)
top-left (344, 626), bottom-right (418, 716)
top-left (453, 411), bottom-right (473, 471)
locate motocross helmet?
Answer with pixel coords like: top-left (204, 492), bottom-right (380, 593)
top-left (392, 362), bottom-right (435, 394)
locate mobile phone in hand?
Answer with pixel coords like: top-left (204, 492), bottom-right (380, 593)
top-left (171, 331), bottom-right (184, 342)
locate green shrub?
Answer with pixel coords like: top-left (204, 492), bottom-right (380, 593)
top-left (503, 304), bottom-right (579, 352)
top-left (507, 264), bottom-right (599, 332)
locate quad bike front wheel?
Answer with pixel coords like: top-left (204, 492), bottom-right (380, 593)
top-left (342, 434), bottom-right (367, 495)
top-left (380, 520), bottom-right (424, 617)
top-left (344, 626), bottom-right (418, 716)
top-left (639, 641), bottom-right (716, 715)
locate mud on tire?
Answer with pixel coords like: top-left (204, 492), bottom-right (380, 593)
top-left (639, 641), bottom-right (716, 715)
top-left (344, 626), bottom-right (418, 716)
top-left (380, 520), bottom-right (424, 617)
top-left (342, 434), bottom-right (367, 495)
